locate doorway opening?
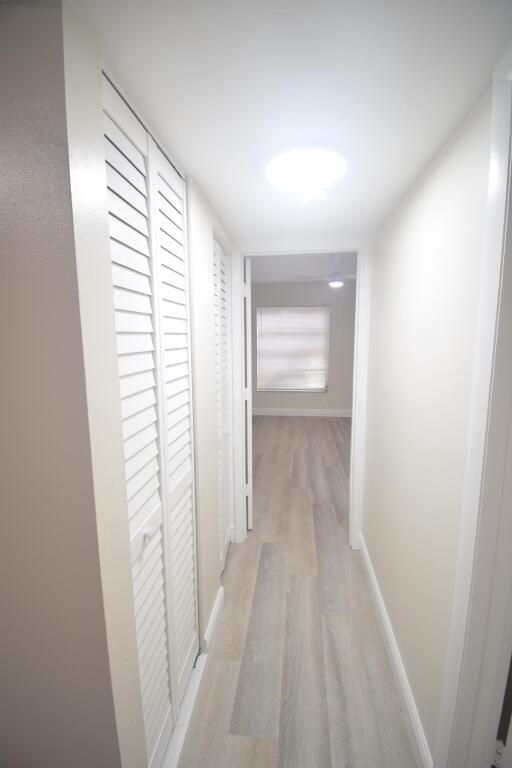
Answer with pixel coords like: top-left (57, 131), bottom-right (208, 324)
top-left (248, 251), bottom-right (358, 535)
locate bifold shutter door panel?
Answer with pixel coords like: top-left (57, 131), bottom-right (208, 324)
top-left (103, 79), bottom-right (173, 766)
top-left (148, 138), bottom-right (199, 707)
top-left (102, 77), bottom-right (198, 765)
top-left (213, 241), bottom-right (234, 570)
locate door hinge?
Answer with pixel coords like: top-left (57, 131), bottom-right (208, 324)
top-left (492, 740), bottom-right (505, 768)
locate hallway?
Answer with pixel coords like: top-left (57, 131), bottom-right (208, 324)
top-left (180, 416), bottom-right (418, 768)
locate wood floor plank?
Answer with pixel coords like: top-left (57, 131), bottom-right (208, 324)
top-left (308, 419), bottom-right (340, 466)
top-left (252, 451), bottom-right (263, 480)
top-left (229, 542), bottom-right (286, 740)
top-left (306, 447), bottom-right (332, 504)
top-left (287, 416), bottom-right (308, 451)
top-left (322, 612), bottom-right (385, 768)
top-left (180, 416), bottom-right (420, 768)
top-left (329, 417), bottom-right (352, 471)
top-left (179, 658), bottom-right (278, 768)
top-left (178, 658), bottom-right (239, 768)
top-left (285, 489), bottom-right (316, 577)
top-left (313, 501), bottom-right (349, 617)
top-left (278, 575), bottom-right (331, 768)
top-left (226, 733), bottom-right (278, 768)
top-left (254, 454), bottom-right (293, 542)
top-left (326, 462), bottom-right (349, 524)
top-left (210, 533), bottom-right (262, 662)
top-left (291, 447), bottom-right (309, 489)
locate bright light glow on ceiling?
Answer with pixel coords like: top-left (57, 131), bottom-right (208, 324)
top-left (328, 279), bottom-right (344, 288)
top-left (265, 147), bottom-right (347, 202)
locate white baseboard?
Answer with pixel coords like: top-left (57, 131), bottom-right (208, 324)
top-left (252, 407), bottom-right (352, 418)
top-left (360, 537), bottom-right (433, 768)
top-left (160, 588), bottom-right (225, 766)
top-left (201, 586), bottom-right (224, 652)
top-left (161, 652), bottom-right (207, 768)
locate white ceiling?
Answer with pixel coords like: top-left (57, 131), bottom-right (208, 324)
top-left (251, 251), bottom-right (357, 282)
top-left (76, 0), bottom-right (512, 252)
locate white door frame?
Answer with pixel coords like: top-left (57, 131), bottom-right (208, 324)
top-left (231, 250), bottom-right (250, 543)
top-left (243, 257), bottom-right (254, 531)
top-left (434, 49), bottom-right (512, 768)
top-left (244, 245), bottom-right (363, 545)
top-left (349, 245), bottom-right (370, 550)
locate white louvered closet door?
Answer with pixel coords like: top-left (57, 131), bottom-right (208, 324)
top-left (103, 77), bottom-right (198, 765)
top-left (213, 241), bottom-right (234, 572)
top-left (148, 138), bottom-right (199, 707)
top-left (103, 80), bottom-right (174, 767)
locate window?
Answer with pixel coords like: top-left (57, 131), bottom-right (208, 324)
top-left (256, 306), bottom-right (330, 392)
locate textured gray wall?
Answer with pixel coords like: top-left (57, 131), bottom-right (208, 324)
top-left (0, 3), bottom-right (121, 765)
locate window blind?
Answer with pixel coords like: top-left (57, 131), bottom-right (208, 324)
top-left (256, 306), bottom-right (330, 392)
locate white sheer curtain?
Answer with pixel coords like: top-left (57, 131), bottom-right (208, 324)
top-left (256, 306), bottom-right (330, 391)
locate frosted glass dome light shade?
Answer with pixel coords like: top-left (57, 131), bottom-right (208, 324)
top-left (265, 147), bottom-right (347, 201)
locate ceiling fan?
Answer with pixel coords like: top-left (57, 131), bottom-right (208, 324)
top-left (289, 253), bottom-right (357, 288)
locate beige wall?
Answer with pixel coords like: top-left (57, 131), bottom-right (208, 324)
top-left (0, 2), bottom-right (129, 765)
top-left (187, 182), bottom-right (236, 644)
top-left (362, 92), bottom-right (492, 750)
top-left (251, 280), bottom-right (356, 412)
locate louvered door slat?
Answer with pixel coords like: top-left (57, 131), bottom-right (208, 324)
top-left (107, 164), bottom-right (149, 216)
top-left (133, 530), bottom-right (162, 589)
top-left (135, 569), bottom-right (165, 621)
top-left (160, 250), bottom-right (186, 276)
top-left (104, 138), bottom-right (147, 194)
top-left (111, 240), bottom-right (151, 276)
top-left (126, 441), bottom-right (159, 480)
top-left (122, 405), bottom-right (157, 440)
top-left (116, 310), bottom-right (154, 334)
top-left (103, 113), bottom-right (146, 174)
top-left (117, 333), bottom-right (155, 356)
top-left (121, 387), bottom-right (156, 419)
top-left (159, 196), bottom-right (183, 229)
top-left (168, 447), bottom-right (192, 480)
top-left (124, 424), bottom-right (158, 463)
top-left (120, 370), bottom-right (156, 399)
top-left (159, 178), bottom-right (183, 213)
top-left (114, 288), bottom-right (152, 314)
top-left (112, 263), bottom-right (152, 295)
top-left (109, 215), bottom-right (150, 256)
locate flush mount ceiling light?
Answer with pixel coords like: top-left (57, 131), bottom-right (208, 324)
top-left (265, 147), bottom-right (347, 202)
top-left (328, 278), bottom-right (344, 288)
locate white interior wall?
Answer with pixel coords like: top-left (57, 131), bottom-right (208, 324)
top-left (362, 91), bottom-right (492, 753)
top-left (251, 280), bottom-right (356, 414)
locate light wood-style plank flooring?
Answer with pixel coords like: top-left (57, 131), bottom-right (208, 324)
top-left (179, 416), bottom-right (419, 768)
